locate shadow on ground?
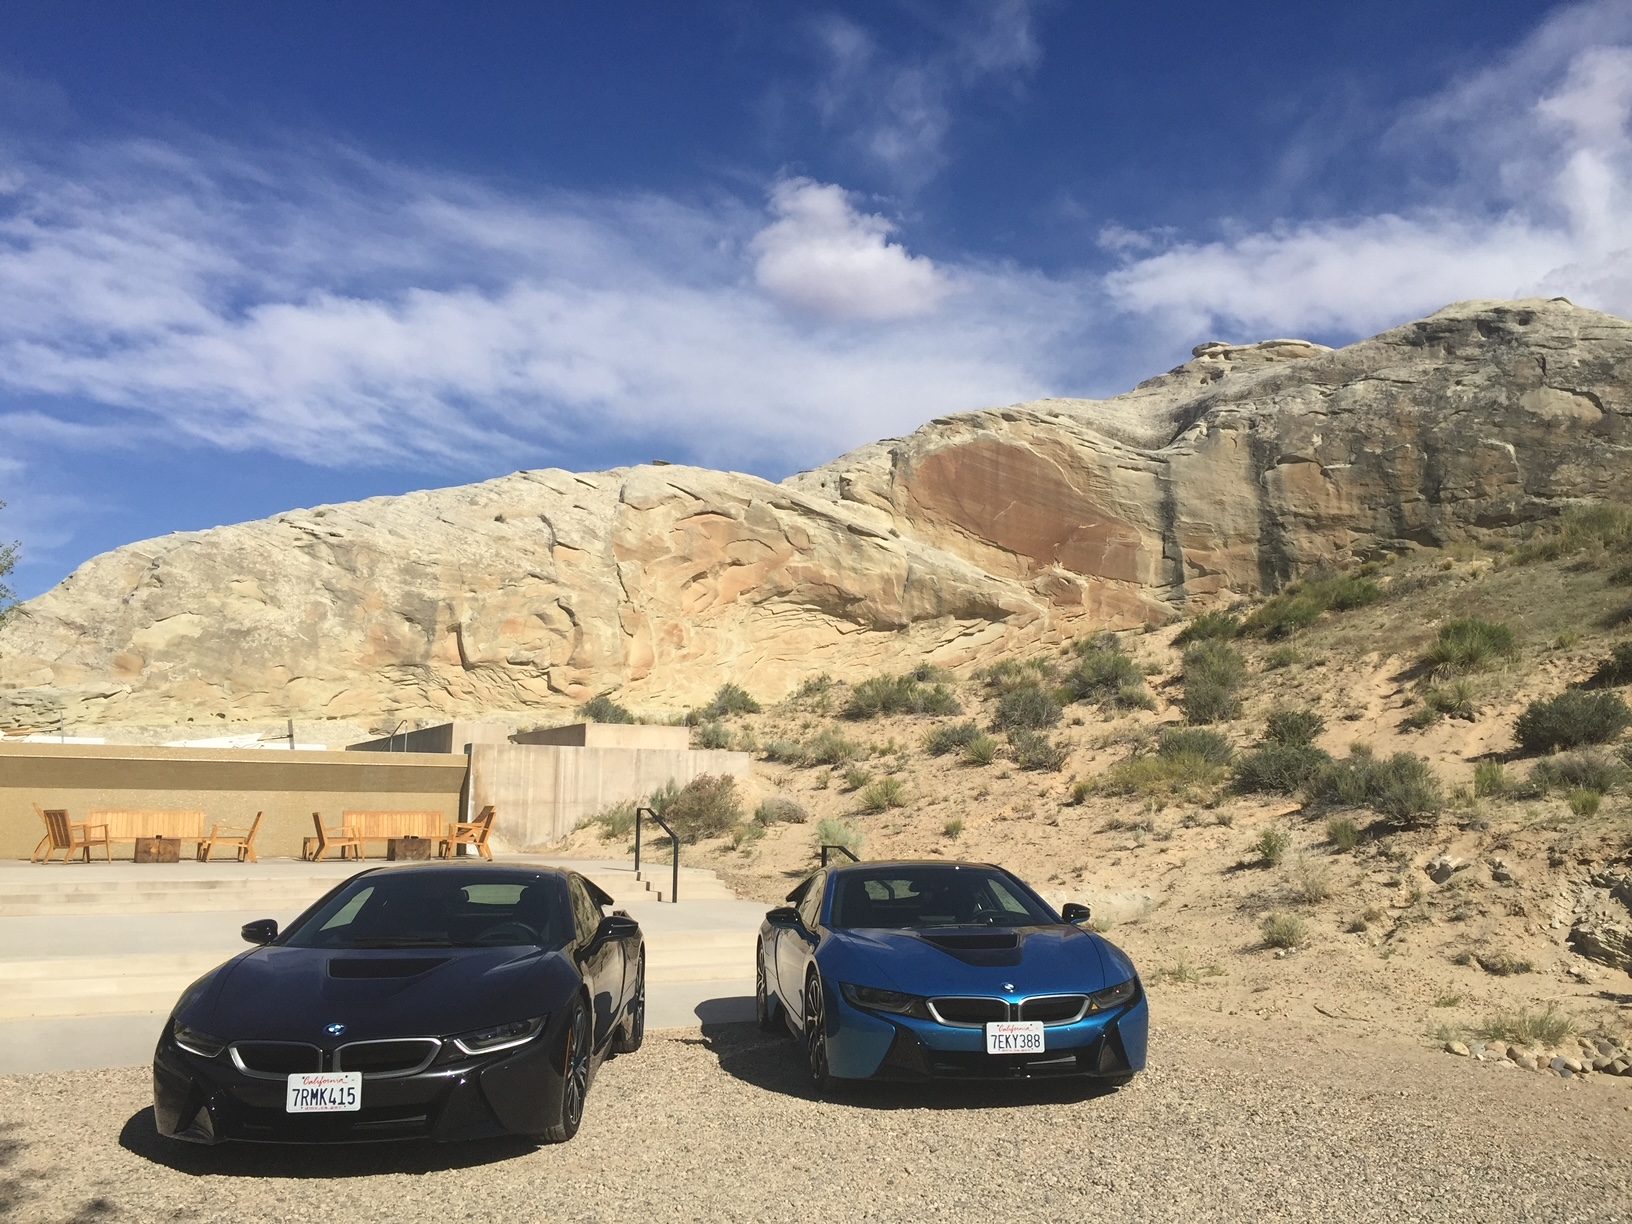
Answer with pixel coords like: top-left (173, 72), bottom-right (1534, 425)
top-left (117, 1108), bottom-right (533, 1178)
top-left (693, 1000), bottom-right (1119, 1112)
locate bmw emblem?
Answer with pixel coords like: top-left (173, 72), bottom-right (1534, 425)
top-left (1002, 982), bottom-right (1015, 992)
top-left (325, 1023), bottom-right (347, 1038)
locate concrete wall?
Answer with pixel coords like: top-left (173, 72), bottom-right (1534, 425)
top-left (512, 723), bottom-right (690, 751)
top-left (470, 744), bottom-right (750, 849)
top-left (0, 743), bottom-right (468, 860)
top-left (348, 722), bottom-right (514, 753)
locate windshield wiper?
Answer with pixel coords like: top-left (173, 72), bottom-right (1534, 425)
top-left (343, 937), bottom-right (454, 948)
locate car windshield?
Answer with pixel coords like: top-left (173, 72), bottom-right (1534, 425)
top-left (281, 871), bottom-right (574, 950)
top-left (828, 866), bottom-right (1056, 930)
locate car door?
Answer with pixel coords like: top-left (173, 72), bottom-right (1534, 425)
top-left (569, 874), bottom-right (623, 1044)
top-left (776, 870), bottom-right (825, 1024)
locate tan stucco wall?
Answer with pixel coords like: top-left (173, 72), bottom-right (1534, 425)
top-left (470, 744), bottom-right (749, 848)
top-left (0, 743), bottom-right (468, 860)
top-left (511, 723), bottom-right (690, 751)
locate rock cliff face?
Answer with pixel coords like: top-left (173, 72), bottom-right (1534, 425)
top-left (2, 298), bottom-right (1629, 729)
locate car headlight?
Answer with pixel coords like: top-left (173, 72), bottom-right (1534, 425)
top-left (840, 983), bottom-right (929, 1018)
top-left (172, 1021), bottom-right (226, 1058)
top-left (1088, 978), bottom-right (1138, 1012)
top-left (450, 1016), bottom-right (547, 1056)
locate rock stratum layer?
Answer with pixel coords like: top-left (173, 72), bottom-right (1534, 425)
top-left (3, 298), bottom-right (1629, 729)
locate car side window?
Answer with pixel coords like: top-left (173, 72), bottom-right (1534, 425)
top-left (568, 877), bottom-right (601, 945)
top-left (797, 871), bottom-right (826, 929)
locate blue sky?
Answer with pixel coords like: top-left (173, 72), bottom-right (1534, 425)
top-left (2, 0), bottom-right (1629, 599)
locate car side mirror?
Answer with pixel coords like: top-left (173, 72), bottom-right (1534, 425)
top-left (241, 918), bottom-right (278, 945)
top-left (1061, 902), bottom-right (1093, 926)
top-left (597, 914), bottom-right (640, 942)
top-left (765, 906), bottom-right (800, 929)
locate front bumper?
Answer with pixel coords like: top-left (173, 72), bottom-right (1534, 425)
top-left (152, 1015), bottom-right (571, 1144)
top-left (827, 987), bottom-right (1149, 1082)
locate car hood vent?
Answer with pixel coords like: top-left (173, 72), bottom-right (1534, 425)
top-left (327, 957), bottom-right (450, 979)
top-left (920, 932), bottom-right (1020, 952)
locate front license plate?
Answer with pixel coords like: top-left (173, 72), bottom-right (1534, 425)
top-left (285, 1072), bottom-right (362, 1113)
top-left (985, 1020), bottom-right (1045, 1055)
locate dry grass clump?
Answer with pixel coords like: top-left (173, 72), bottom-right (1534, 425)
top-left (1305, 746), bottom-right (1443, 824)
top-left (858, 776), bottom-right (908, 812)
top-left (1287, 853), bottom-right (1335, 903)
top-left (755, 797), bottom-right (808, 826)
top-left (1253, 825), bottom-right (1291, 866)
top-left (1474, 1003), bottom-right (1575, 1047)
top-left (993, 683), bottom-right (1062, 731)
top-left (844, 673), bottom-right (961, 719)
top-left (1173, 610), bottom-right (1241, 646)
top-left (1260, 911), bottom-right (1308, 949)
top-left (1242, 572), bottom-right (1381, 639)
top-left (815, 818), bottom-right (863, 856)
top-left (1514, 503), bottom-right (1632, 565)
top-left (1325, 816), bottom-right (1361, 852)
top-left (1008, 728), bottom-right (1069, 771)
top-left (1422, 617), bottom-right (1517, 676)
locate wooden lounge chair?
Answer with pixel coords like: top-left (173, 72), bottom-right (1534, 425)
top-left (439, 805), bottom-right (496, 861)
top-left (310, 812), bottom-right (363, 862)
top-left (198, 811), bottom-right (264, 863)
top-left (31, 804), bottom-right (112, 863)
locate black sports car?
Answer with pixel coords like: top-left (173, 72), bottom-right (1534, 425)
top-left (153, 863), bottom-right (644, 1145)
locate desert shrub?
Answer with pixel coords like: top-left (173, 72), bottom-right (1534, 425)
top-left (1061, 638), bottom-right (1146, 706)
top-left (1325, 816), bottom-right (1361, 852)
top-left (1094, 750), bottom-right (1229, 798)
top-left (841, 766), bottom-right (871, 792)
top-left (942, 817), bottom-right (965, 839)
top-left (1253, 825), bottom-right (1291, 866)
top-left (1263, 645), bottom-right (1300, 671)
top-left (1157, 727), bottom-right (1234, 764)
top-left (1306, 747), bottom-right (1443, 823)
top-left (1528, 750), bottom-right (1626, 796)
top-left (1243, 572), bottom-right (1381, 639)
top-left (1515, 689), bottom-right (1632, 752)
top-left (761, 739), bottom-right (807, 765)
top-left (858, 776), bottom-right (908, 813)
top-left (1263, 708), bottom-right (1324, 746)
top-left (687, 683), bottom-right (760, 723)
top-left (1473, 761), bottom-right (1510, 798)
top-left (1424, 679), bottom-right (1479, 720)
top-left (730, 822), bottom-right (766, 850)
top-left (1260, 911), bottom-right (1307, 949)
top-left (1182, 641), bottom-right (1245, 724)
top-left (1589, 642), bottom-right (1632, 688)
top-left (1568, 788), bottom-right (1602, 817)
top-left (1475, 1004), bottom-right (1574, 1046)
top-left (1174, 610), bottom-right (1241, 646)
top-left (1235, 742), bottom-right (1332, 794)
top-left (925, 721), bottom-right (983, 756)
top-left (579, 694), bottom-right (635, 724)
top-left (844, 674), bottom-right (962, 719)
top-left (1009, 728), bottom-right (1069, 771)
top-left (755, 797), bottom-right (809, 826)
top-left (804, 729), bottom-right (862, 766)
top-left (1515, 503), bottom-right (1632, 564)
top-left (1118, 683), bottom-right (1157, 711)
top-left (909, 663), bottom-right (953, 684)
top-left (963, 734), bottom-right (999, 766)
top-left (815, 818), bottom-right (863, 856)
top-left (664, 774), bottom-right (743, 839)
top-left (1424, 618), bottom-right (1517, 675)
top-left (1287, 853), bottom-right (1335, 903)
top-left (993, 683), bottom-right (1063, 731)
top-left (794, 673), bottom-right (834, 699)
top-left (694, 720), bottom-right (731, 750)
top-left (981, 658), bottom-right (1057, 693)
top-left (582, 799), bottom-right (637, 839)
top-left (1182, 682), bottom-right (1240, 725)
top-left (1610, 562), bottom-right (1632, 586)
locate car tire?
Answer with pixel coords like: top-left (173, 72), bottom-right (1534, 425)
top-left (755, 941), bottom-right (783, 1033)
top-left (611, 952), bottom-right (645, 1054)
top-left (538, 997), bottom-right (592, 1143)
top-left (803, 971), bottom-right (836, 1096)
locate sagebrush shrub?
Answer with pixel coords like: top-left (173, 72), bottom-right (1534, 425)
top-left (1253, 825), bottom-right (1291, 866)
top-left (1306, 748), bottom-right (1443, 823)
top-left (664, 774), bottom-right (743, 839)
top-left (1009, 728), bottom-right (1069, 771)
top-left (1157, 726), bottom-right (1234, 764)
top-left (815, 818), bottom-right (863, 855)
top-left (1263, 708), bottom-right (1324, 746)
top-left (579, 694), bottom-right (635, 724)
top-left (804, 728), bottom-right (862, 766)
top-left (1473, 761), bottom-right (1510, 798)
top-left (1515, 689), bottom-right (1632, 752)
top-left (844, 674), bottom-right (962, 719)
top-left (755, 797), bottom-right (808, 826)
top-left (1260, 911), bottom-right (1308, 949)
top-left (925, 721), bottom-right (983, 756)
top-left (694, 721), bottom-right (730, 750)
top-left (1183, 681), bottom-right (1240, 725)
top-left (1235, 742), bottom-right (1331, 794)
top-left (1528, 750), bottom-right (1626, 796)
top-left (1174, 610), bottom-right (1241, 646)
top-left (1325, 816), bottom-right (1361, 852)
top-left (994, 683), bottom-right (1063, 731)
top-left (688, 682), bottom-right (760, 723)
top-left (1243, 572), bottom-right (1380, 638)
top-left (1061, 641), bottom-right (1145, 706)
top-left (1589, 642), bottom-right (1632, 688)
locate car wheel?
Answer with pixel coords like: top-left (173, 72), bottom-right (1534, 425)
top-left (611, 953), bottom-right (645, 1054)
top-left (804, 972), bottom-right (835, 1095)
top-left (755, 942), bottom-right (783, 1033)
top-left (539, 998), bottom-right (592, 1143)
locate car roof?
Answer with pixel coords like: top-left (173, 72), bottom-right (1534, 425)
top-left (350, 863), bottom-right (573, 881)
top-left (824, 859), bottom-right (1003, 874)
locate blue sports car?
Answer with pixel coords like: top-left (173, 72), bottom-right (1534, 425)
top-left (755, 860), bottom-right (1146, 1090)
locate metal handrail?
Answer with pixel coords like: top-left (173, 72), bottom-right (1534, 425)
top-left (819, 844), bottom-right (859, 867)
top-left (634, 805), bottom-right (680, 904)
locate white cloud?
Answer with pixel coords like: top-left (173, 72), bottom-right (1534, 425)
top-left (750, 178), bottom-right (950, 319)
top-left (1103, 2), bottom-right (1632, 339)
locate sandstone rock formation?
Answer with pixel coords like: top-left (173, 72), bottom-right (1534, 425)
top-left (2, 298), bottom-right (1628, 730)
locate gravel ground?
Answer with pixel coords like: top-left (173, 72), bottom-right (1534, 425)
top-left (2, 1011), bottom-right (1629, 1224)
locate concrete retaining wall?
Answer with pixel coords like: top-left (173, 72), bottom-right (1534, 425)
top-left (470, 744), bottom-right (750, 848)
top-left (0, 743), bottom-right (468, 860)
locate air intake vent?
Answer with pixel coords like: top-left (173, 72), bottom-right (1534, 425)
top-left (328, 958), bottom-right (448, 979)
top-left (231, 1041), bottom-right (321, 1078)
top-left (335, 1039), bottom-right (440, 1077)
top-left (921, 932), bottom-right (1019, 951)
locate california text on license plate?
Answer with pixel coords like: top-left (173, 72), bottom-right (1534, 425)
top-left (286, 1072), bottom-right (362, 1113)
top-left (985, 1020), bottom-right (1044, 1055)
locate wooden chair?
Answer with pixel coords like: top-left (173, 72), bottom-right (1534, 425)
top-left (198, 811), bottom-right (264, 863)
top-left (310, 812), bottom-right (363, 862)
top-left (31, 804), bottom-right (112, 863)
top-left (439, 805), bottom-right (496, 861)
